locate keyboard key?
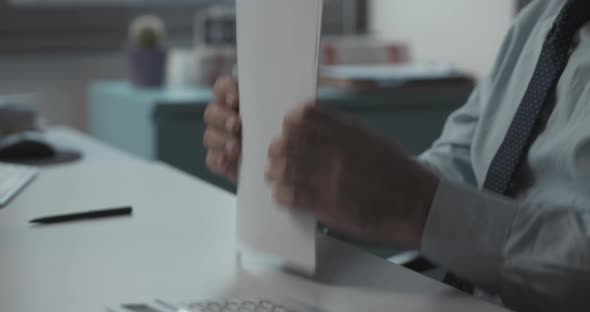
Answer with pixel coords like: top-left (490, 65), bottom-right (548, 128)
top-left (184, 298), bottom-right (297, 312)
top-left (0, 162), bottom-right (38, 206)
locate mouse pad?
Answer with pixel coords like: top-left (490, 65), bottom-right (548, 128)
top-left (1, 148), bottom-right (82, 166)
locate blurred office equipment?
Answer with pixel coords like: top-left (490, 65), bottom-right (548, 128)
top-left (321, 37), bottom-right (409, 65)
top-left (193, 6), bottom-right (236, 87)
top-left (195, 5), bottom-right (236, 45)
top-left (127, 15), bottom-right (168, 88)
top-left (166, 48), bottom-right (198, 87)
top-left (0, 162), bottom-right (37, 207)
top-left (0, 103), bottom-right (40, 137)
top-left (322, 0), bottom-right (367, 35)
top-left (320, 63), bottom-right (472, 91)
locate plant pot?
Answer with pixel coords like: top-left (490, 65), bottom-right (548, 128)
top-left (128, 48), bottom-right (168, 88)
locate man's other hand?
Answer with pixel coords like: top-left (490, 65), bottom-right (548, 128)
top-left (266, 103), bottom-right (440, 248)
top-left (203, 77), bottom-right (241, 183)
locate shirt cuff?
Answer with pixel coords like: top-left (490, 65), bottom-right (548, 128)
top-left (420, 179), bottom-right (519, 292)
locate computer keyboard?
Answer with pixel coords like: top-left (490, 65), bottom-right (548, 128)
top-left (112, 297), bottom-right (322, 312)
top-left (0, 162), bottom-right (38, 206)
top-left (183, 298), bottom-right (297, 312)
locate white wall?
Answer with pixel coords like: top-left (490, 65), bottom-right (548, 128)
top-left (0, 52), bottom-right (127, 131)
top-left (370, 0), bottom-right (516, 78)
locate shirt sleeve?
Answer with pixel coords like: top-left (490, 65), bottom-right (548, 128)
top-left (421, 179), bottom-right (590, 312)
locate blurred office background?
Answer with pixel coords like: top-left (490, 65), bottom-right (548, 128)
top-left (0, 0), bottom-right (527, 191)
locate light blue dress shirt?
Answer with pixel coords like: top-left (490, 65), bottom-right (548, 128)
top-left (419, 1), bottom-right (590, 311)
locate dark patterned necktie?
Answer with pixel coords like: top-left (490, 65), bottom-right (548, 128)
top-left (445, 0), bottom-right (590, 293)
top-left (484, 0), bottom-right (590, 193)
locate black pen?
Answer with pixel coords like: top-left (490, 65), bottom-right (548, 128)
top-left (29, 206), bottom-right (133, 225)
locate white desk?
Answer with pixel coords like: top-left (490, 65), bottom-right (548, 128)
top-left (0, 128), bottom-right (508, 312)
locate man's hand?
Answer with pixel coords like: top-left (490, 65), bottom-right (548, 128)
top-left (266, 103), bottom-right (440, 248)
top-left (203, 77), bottom-right (242, 183)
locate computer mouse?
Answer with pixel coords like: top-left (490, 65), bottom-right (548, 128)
top-left (0, 132), bottom-right (56, 160)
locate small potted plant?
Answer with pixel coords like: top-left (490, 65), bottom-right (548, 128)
top-left (128, 15), bottom-right (168, 88)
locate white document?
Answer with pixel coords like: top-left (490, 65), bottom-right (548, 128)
top-left (236, 0), bottom-right (323, 274)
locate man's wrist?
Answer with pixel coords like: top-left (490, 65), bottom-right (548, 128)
top-left (413, 162), bottom-right (440, 249)
top-left (420, 179), bottom-right (519, 291)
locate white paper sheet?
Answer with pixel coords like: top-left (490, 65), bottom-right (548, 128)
top-left (236, 0), bottom-right (323, 274)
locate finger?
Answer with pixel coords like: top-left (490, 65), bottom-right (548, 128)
top-left (272, 127), bottom-right (328, 162)
top-left (204, 103), bottom-right (242, 134)
top-left (268, 133), bottom-right (334, 186)
top-left (272, 183), bottom-right (318, 212)
top-left (266, 153), bottom-right (327, 203)
top-left (265, 156), bottom-right (287, 182)
top-left (266, 153), bottom-right (310, 185)
top-left (273, 183), bottom-right (298, 209)
top-left (283, 101), bottom-right (317, 132)
top-left (213, 77), bottom-right (239, 110)
top-left (225, 161), bottom-right (239, 183)
top-left (206, 150), bottom-right (239, 178)
top-left (206, 151), bottom-right (226, 176)
top-left (282, 106), bottom-right (335, 150)
top-left (268, 137), bottom-right (287, 159)
top-left (203, 130), bottom-right (241, 160)
top-left (224, 139), bottom-right (241, 160)
top-left (269, 132), bottom-right (311, 162)
top-left (203, 128), bottom-right (226, 150)
top-left (282, 100), bottom-right (340, 131)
